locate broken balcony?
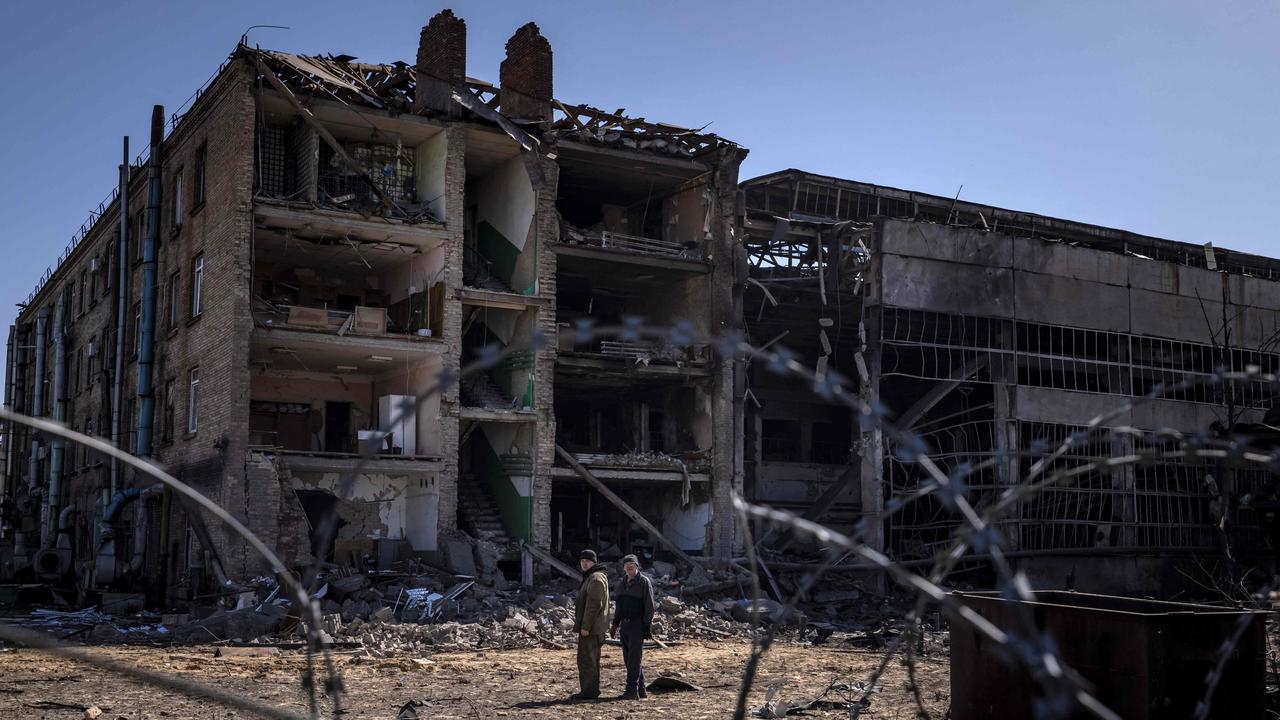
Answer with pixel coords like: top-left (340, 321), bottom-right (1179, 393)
top-left (551, 451), bottom-right (709, 484)
top-left (252, 222), bottom-right (446, 348)
top-left (255, 87), bottom-right (448, 226)
top-left (248, 325), bottom-right (445, 475)
top-left (560, 225), bottom-right (698, 260)
top-left (554, 128), bottom-right (713, 267)
top-left (553, 386), bottom-right (711, 483)
top-left (556, 334), bottom-right (710, 380)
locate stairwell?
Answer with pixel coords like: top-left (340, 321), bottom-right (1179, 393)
top-left (460, 373), bottom-right (518, 409)
top-left (457, 474), bottom-right (512, 545)
top-left (464, 245), bottom-right (514, 293)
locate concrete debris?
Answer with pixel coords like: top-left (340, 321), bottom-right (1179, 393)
top-left (2, 538), bottom-right (924, 661)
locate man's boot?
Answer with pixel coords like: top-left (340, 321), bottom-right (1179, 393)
top-left (637, 685), bottom-right (648, 699)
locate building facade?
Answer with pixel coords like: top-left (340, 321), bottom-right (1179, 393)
top-left (2, 15), bottom-right (1277, 603)
top-left (740, 170), bottom-right (1280, 593)
top-left (0, 11), bottom-right (745, 602)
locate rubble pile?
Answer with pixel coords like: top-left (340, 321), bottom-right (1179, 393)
top-left (2, 535), bottom-right (924, 657)
top-left (317, 572), bottom-right (771, 657)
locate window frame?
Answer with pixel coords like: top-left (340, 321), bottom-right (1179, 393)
top-left (187, 367), bottom-right (200, 434)
top-left (193, 144), bottom-right (208, 209)
top-left (167, 271), bottom-right (181, 329)
top-left (190, 254), bottom-right (204, 318)
top-left (172, 167), bottom-right (185, 228)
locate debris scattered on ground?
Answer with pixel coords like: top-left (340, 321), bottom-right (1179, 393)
top-left (0, 534), bottom-right (941, 661)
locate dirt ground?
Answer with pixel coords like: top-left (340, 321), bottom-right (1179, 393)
top-left (0, 639), bottom-right (950, 719)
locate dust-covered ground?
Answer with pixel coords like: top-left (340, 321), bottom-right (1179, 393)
top-left (0, 640), bottom-right (950, 719)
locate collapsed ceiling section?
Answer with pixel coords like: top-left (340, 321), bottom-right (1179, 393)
top-left (245, 47), bottom-right (733, 162)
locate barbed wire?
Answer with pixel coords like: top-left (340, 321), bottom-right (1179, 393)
top-left (2, 319), bottom-right (1276, 718)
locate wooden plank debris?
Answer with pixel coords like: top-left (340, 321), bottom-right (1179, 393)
top-left (555, 445), bottom-right (706, 577)
top-left (519, 540), bottom-right (582, 582)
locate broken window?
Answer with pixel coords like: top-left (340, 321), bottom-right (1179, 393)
top-left (810, 420), bottom-right (851, 464)
top-left (761, 419), bottom-right (801, 462)
top-left (78, 270), bottom-right (87, 315)
top-left (162, 378), bottom-right (175, 442)
top-left (187, 367), bottom-right (200, 434)
top-left (194, 144), bottom-right (207, 207)
top-left (191, 254), bottom-right (204, 318)
top-left (134, 212), bottom-right (146, 262)
top-left (102, 245), bottom-right (114, 297)
top-left (87, 335), bottom-right (97, 387)
top-left (318, 141), bottom-right (416, 206)
top-left (172, 167), bottom-right (184, 228)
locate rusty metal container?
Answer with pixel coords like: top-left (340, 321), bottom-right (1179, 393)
top-left (949, 590), bottom-right (1265, 720)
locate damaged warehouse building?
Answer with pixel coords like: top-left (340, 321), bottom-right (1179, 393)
top-left (0, 10), bottom-right (1277, 604)
top-left (741, 170), bottom-right (1280, 593)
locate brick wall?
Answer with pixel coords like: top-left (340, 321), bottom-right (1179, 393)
top-left (148, 60), bottom-right (258, 577)
top-left (435, 123), bottom-right (468, 535)
top-left (499, 23), bottom-right (552, 121)
top-left (416, 9), bottom-right (467, 116)
top-left (529, 154), bottom-right (560, 551)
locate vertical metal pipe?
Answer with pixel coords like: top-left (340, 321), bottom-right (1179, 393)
top-left (2, 325), bottom-right (15, 517)
top-left (43, 287), bottom-right (68, 547)
top-left (28, 307), bottom-right (48, 495)
top-left (137, 107), bottom-right (164, 458)
top-left (110, 138), bottom-right (129, 496)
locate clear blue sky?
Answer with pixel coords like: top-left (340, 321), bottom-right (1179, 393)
top-left (1, 0), bottom-right (1277, 333)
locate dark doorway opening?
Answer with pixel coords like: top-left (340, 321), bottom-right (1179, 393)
top-left (295, 489), bottom-right (346, 562)
top-left (325, 401), bottom-right (352, 453)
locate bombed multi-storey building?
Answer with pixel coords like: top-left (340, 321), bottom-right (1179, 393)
top-left (1, 11), bottom-right (1277, 604)
top-left (0, 11), bottom-right (745, 601)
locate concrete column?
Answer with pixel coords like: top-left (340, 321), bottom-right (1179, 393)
top-left (529, 153), bottom-right (560, 557)
top-left (436, 123), bottom-right (468, 538)
top-left (1110, 433), bottom-right (1137, 548)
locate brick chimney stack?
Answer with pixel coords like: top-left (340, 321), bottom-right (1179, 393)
top-left (416, 9), bottom-right (467, 117)
top-left (499, 23), bottom-right (552, 122)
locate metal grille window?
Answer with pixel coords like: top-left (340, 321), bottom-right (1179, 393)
top-left (1015, 422), bottom-right (1122, 551)
top-left (885, 414), bottom-right (1003, 559)
top-left (257, 126), bottom-right (291, 198)
top-left (880, 307), bottom-right (1277, 409)
top-left (318, 141), bottom-right (416, 206)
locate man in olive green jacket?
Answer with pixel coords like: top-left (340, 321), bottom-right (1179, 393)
top-left (572, 549), bottom-right (610, 699)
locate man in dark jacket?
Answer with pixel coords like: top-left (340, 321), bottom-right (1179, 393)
top-left (572, 549), bottom-right (610, 700)
top-left (609, 554), bottom-right (655, 700)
